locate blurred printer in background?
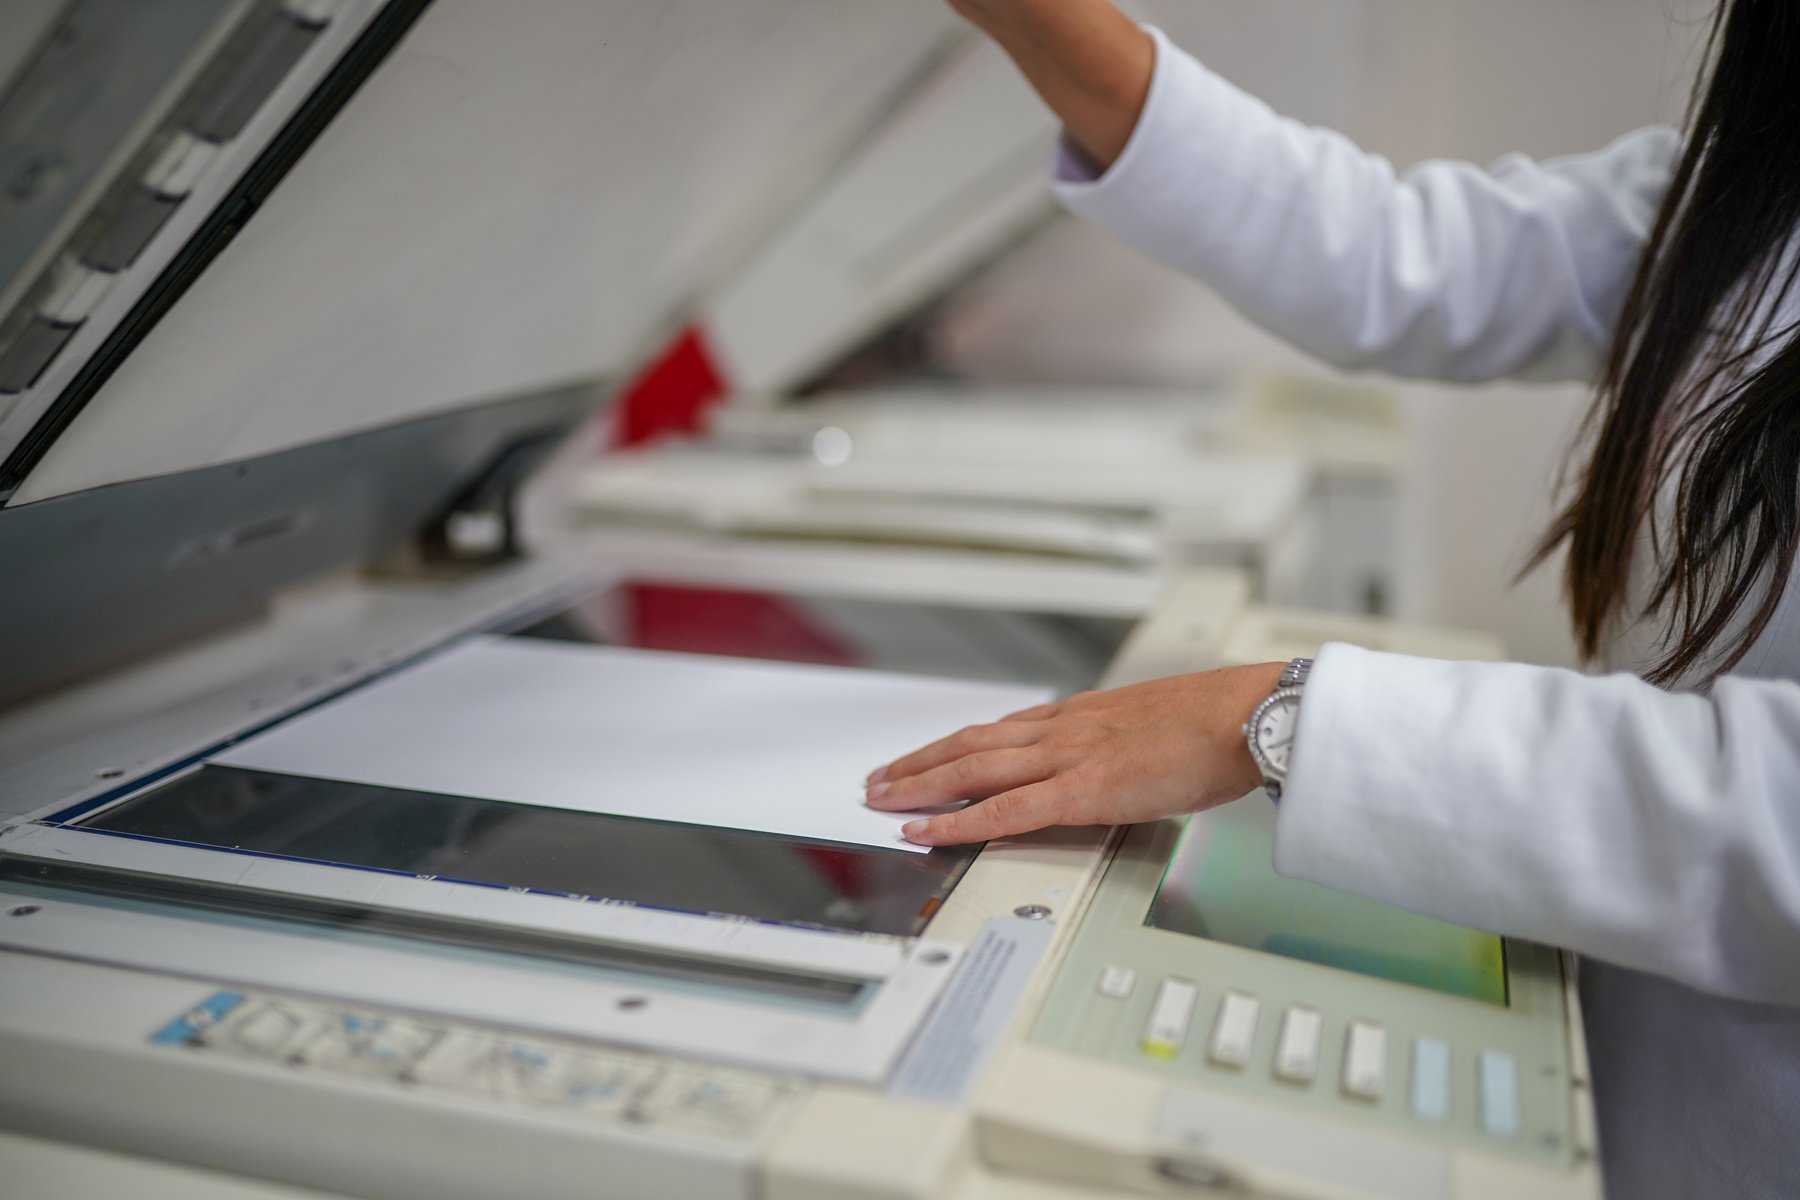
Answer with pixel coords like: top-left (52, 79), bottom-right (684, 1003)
top-left (556, 27), bottom-right (1418, 639)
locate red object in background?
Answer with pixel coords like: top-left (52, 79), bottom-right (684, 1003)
top-left (605, 332), bottom-right (894, 886)
top-left (609, 325), bottom-right (729, 448)
top-left (622, 584), bottom-right (859, 668)
top-left (623, 583), bottom-right (900, 890)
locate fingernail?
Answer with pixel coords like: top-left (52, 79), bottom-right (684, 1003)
top-left (865, 781), bottom-right (891, 803)
top-left (902, 819), bottom-right (933, 844)
top-left (866, 766), bottom-right (888, 786)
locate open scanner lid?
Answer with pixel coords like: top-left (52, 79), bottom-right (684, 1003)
top-left (0, 0), bottom-right (963, 702)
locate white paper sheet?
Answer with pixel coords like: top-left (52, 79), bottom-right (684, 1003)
top-left (213, 637), bottom-right (1057, 854)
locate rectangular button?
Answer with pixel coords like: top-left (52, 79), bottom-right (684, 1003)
top-left (1098, 964), bottom-right (1137, 999)
top-left (1479, 1051), bottom-right (1521, 1138)
top-left (1340, 1021), bottom-right (1388, 1101)
top-left (1410, 1038), bottom-right (1452, 1122)
top-left (1272, 1005), bottom-right (1323, 1083)
top-left (1141, 978), bottom-right (1199, 1059)
top-left (1206, 991), bottom-right (1261, 1068)
top-left (230, 1004), bottom-right (307, 1055)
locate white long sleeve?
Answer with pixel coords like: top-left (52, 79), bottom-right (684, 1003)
top-left (1280, 643), bottom-right (1800, 1005)
top-left (1050, 27), bottom-right (1679, 383)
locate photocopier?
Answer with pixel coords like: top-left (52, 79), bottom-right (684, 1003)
top-left (0, 4), bottom-right (1600, 1198)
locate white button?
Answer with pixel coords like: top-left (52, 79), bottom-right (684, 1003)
top-left (1340, 1021), bottom-right (1388, 1101)
top-left (229, 1004), bottom-right (306, 1055)
top-left (1206, 991), bottom-right (1261, 1068)
top-left (1098, 964), bottom-right (1137, 999)
top-left (1272, 1005), bottom-right (1323, 1083)
top-left (1478, 1051), bottom-right (1521, 1138)
top-left (1141, 978), bottom-right (1199, 1059)
top-left (639, 1067), bottom-right (785, 1137)
top-left (141, 130), bottom-right (219, 198)
top-left (1410, 1038), bottom-right (1452, 1122)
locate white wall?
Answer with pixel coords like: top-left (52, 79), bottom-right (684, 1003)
top-left (935, 0), bottom-right (1712, 665)
top-left (1355, 0), bottom-right (1706, 666)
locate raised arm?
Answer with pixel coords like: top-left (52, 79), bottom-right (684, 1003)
top-left (957, 2), bottom-right (1681, 382)
top-left (949, 0), bottom-right (1153, 171)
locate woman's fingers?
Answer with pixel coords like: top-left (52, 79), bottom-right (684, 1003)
top-left (866, 720), bottom-right (1041, 794)
top-left (901, 779), bottom-right (1074, 845)
top-left (866, 746), bottom-right (1052, 812)
top-left (866, 693), bottom-right (1106, 790)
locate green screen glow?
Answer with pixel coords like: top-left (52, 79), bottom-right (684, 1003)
top-left (1146, 802), bottom-right (1508, 1006)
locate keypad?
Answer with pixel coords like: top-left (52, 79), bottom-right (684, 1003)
top-left (1410, 1037), bottom-right (1452, 1122)
top-left (1129, 982), bottom-right (1527, 1143)
top-left (1478, 1051), bottom-right (1521, 1138)
top-left (1097, 964), bottom-right (1137, 999)
top-left (1271, 1005), bottom-right (1323, 1084)
top-left (1340, 1020), bottom-right (1388, 1101)
top-left (1141, 977), bottom-right (1199, 1058)
top-left (1205, 991), bottom-right (1260, 1069)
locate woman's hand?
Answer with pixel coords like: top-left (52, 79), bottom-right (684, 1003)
top-left (866, 662), bottom-right (1287, 845)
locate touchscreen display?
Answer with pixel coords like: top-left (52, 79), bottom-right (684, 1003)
top-left (1146, 801), bottom-right (1508, 1005)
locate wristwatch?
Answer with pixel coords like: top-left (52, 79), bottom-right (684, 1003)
top-left (1242, 657), bottom-right (1312, 803)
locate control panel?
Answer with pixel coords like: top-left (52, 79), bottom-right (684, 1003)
top-left (1031, 815), bottom-right (1578, 1166)
top-left (1101, 970), bottom-right (1524, 1140)
top-left (151, 987), bottom-right (800, 1143)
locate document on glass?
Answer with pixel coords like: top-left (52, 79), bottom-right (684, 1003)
top-left (213, 636), bottom-right (1058, 854)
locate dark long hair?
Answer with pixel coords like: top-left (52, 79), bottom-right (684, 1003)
top-left (1528, 0), bottom-right (1800, 684)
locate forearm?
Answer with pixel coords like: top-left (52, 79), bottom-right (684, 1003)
top-left (950, 0), bottom-right (1152, 169)
top-left (1043, 28), bottom-right (1677, 382)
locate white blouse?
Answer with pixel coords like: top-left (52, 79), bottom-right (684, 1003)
top-left (1051, 26), bottom-right (1800, 1200)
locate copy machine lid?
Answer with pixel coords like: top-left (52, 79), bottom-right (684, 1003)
top-left (0, 0), bottom-right (962, 502)
top-left (0, 0), bottom-right (963, 700)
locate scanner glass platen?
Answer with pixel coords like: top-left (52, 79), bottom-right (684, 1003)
top-left (75, 764), bottom-right (977, 939)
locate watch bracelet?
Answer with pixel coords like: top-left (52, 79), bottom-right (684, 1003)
top-left (1261, 658), bottom-right (1312, 805)
top-left (1279, 656), bottom-right (1313, 689)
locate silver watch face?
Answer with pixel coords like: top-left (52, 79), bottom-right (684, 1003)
top-left (1251, 692), bottom-right (1303, 777)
